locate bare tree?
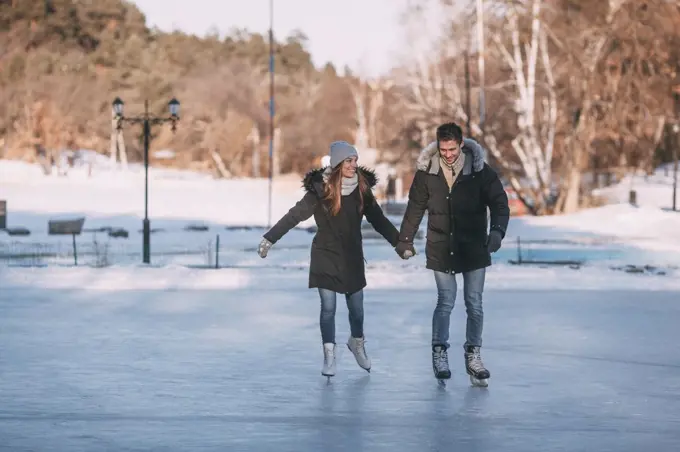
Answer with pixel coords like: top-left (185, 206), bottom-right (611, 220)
top-left (490, 0), bottom-right (557, 213)
top-left (349, 78), bottom-right (394, 150)
top-left (551, 0), bottom-right (631, 213)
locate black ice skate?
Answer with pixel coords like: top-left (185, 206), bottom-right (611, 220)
top-left (432, 345), bottom-right (451, 380)
top-left (464, 345), bottom-right (490, 387)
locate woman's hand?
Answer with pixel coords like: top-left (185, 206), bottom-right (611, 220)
top-left (257, 238), bottom-right (273, 258)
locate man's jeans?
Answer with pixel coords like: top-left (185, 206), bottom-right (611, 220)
top-left (432, 268), bottom-right (486, 349)
top-left (318, 288), bottom-right (364, 344)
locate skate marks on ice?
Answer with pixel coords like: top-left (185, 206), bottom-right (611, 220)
top-left (1, 286), bottom-right (680, 451)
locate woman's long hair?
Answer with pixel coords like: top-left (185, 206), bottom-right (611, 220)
top-left (323, 165), bottom-right (369, 216)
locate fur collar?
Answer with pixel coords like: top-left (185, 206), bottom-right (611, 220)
top-left (302, 166), bottom-right (378, 195)
top-left (415, 138), bottom-right (486, 175)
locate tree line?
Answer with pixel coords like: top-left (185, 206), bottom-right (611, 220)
top-left (1, 0), bottom-right (679, 214)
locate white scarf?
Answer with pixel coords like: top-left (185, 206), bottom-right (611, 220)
top-left (322, 167), bottom-right (359, 195)
top-left (341, 173), bottom-right (358, 195)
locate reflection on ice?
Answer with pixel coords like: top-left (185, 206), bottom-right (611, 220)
top-left (1, 284), bottom-right (679, 451)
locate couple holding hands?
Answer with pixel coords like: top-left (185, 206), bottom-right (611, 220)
top-left (258, 122), bottom-right (510, 386)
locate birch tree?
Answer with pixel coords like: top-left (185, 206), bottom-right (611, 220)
top-left (367, 79), bottom-right (394, 149)
top-left (350, 82), bottom-right (370, 149)
top-left (393, 0), bottom-right (535, 211)
top-left (490, 0), bottom-right (557, 214)
top-left (350, 79), bottom-right (395, 149)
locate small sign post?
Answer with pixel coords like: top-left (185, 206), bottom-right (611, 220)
top-left (48, 217), bottom-right (85, 265)
top-left (0, 200), bottom-right (6, 230)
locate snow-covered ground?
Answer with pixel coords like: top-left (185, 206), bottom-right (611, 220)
top-left (2, 158), bottom-right (680, 273)
top-left (0, 158), bottom-right (310, 227)
top-left (1, 159), bottom-right (680, 450)
top-left (594, 163), bottom-right (679, 210)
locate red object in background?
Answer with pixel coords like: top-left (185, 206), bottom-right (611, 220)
top-left (505, 187), bottom-right (528, 216)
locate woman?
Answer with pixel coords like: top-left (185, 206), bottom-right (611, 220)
top-left (257, 141), bottom-right (400, 377)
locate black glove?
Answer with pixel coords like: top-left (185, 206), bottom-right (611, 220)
top-left (395, 241), bottom-right (416, 259)
top-left (486, 230), bottom-right (503, 253)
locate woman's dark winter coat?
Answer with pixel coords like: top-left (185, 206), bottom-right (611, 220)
top-left (398, 139), bottom-right (510, 274)
top-left (264, 167), bottom-right (399, 294)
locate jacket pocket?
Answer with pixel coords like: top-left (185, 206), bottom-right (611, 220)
top-left (426, 229), bottom-right (448, 243)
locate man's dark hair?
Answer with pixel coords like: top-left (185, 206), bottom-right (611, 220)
top-left (436, 122), bottom-right (463, 144)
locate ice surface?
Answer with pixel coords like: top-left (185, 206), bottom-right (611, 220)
top-left (1, 271), bottom-right (679, 451)
top-left (2, 160), bottom-right (680, 450)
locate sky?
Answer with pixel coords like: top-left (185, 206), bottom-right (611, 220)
top-left (130, 0), bottom-right (428, 77)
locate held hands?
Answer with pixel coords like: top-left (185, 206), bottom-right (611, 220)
top-left (486, 230), bottom-right (503, 253)
top-left (257, 237), bottom-right (273, 258)
top-left (395, 241), bottom-right (416, 260)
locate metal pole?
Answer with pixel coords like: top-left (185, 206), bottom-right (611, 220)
top-left (267, 0), bottom-right (275, 229)
top-left (476, 0), bottom-right (486, 137)
top-left (674, 94), bottom-right (680, 212)
top-left (464, 48), bottom-right (472, 137)
top-left (143, 100), bottom-right (151, 264)
top-left (673, 128), bottom-right (678, 211)
top-left (72, 233), bottom-right (78, 266)
top-left (215, 234), bottom-right (220, 269)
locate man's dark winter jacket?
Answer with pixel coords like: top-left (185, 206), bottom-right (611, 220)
top-left (398, 138), bottom-right (510, 274)
top-left (264, 167), bottom-right (399, 294)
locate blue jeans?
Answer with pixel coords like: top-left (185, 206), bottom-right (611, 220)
top-left (432, 268), bottom-right (486, 349)
top-left (318, 288), bottom-right (364, 344)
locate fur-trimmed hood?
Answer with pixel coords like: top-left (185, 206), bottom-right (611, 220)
top-left (415, 137), bottom-right (487, 176)
top-left (303, 166), bottom-right (378, 194)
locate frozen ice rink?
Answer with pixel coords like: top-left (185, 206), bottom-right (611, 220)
top-left (2, 158), bottom-right (680, 451)
top-left (1, 267), bottom-right (679, 452)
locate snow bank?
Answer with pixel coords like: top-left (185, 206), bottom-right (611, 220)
top-left (2, 158), bottom-right (680, 284)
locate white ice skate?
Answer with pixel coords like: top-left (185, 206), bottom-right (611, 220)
top-left (322, 343), bottom-right (336, 378)
top-left (465, 346), bottom-right (490, 387)
top-left (347, 336), bottom-right (371, 372)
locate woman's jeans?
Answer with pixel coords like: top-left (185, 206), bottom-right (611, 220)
top-left (318, 288), bottom-right (364, 344)
top-left (432, 268), bottom-right (486, 349)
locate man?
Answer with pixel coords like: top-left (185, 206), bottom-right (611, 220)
top-left (395, 122), bottom-right (510, 386)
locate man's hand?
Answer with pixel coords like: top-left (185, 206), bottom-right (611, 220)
top-left (395, 241), bottom-right (416, 259)
top-left (257, 237), bottom-right (273, 258)
top-left (486, 230), bottom-right (503, 253)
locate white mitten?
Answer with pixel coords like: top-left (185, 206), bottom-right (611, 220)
top-left (257, 238), bottom-right (273, 258)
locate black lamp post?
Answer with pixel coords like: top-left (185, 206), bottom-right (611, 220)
top-left (112, 97), bottom-right (180, 264)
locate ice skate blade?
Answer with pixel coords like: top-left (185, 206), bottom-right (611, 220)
top-left (347, 344), bottom-right (371, 373)
top-left (469, 375), bottom-right (488, 387)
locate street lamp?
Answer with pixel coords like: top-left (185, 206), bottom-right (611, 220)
top-left (113, 97), bottom-right (180, 264)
